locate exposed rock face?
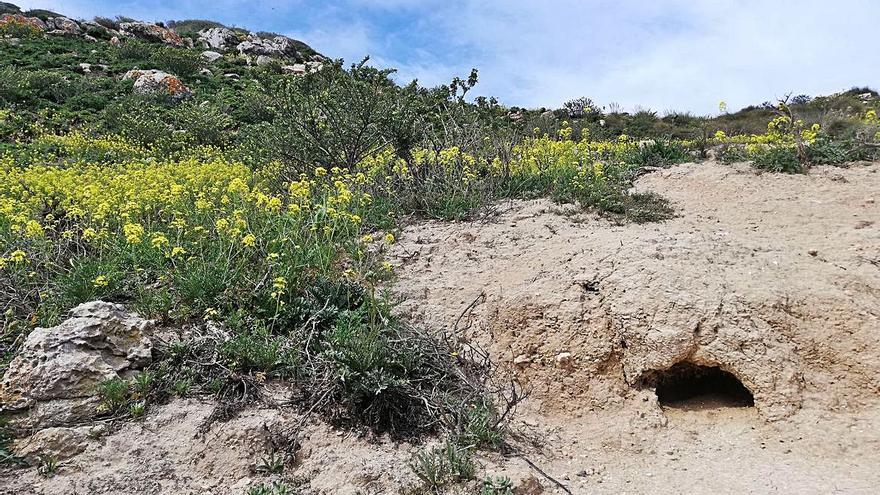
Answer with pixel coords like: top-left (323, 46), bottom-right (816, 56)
top-left (0, 301), bottom-right (153, 429)
top-left (123, 69), bottom-right (192, 100)
top-left (46, 16), bottom-right (81, 35)
top-left (0, 13), bottom-right (47, 32)
top-left (237, 35), bottom-right (301, 59)
top-left (14, 426), bottom-right (94, 463)
top-left (119, 21), bottom-right (184, 46)
top-left (198, 27), bottom-right (238, 50)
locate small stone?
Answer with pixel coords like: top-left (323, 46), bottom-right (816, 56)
top-left (513, 354), bottom-right (531, 365)
top-left (808, 250), bottom-right (818, 257)
top-left (555, 352), bottom-right (573, 369)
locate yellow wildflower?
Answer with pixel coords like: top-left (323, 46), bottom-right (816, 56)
top-left (123, 223), bottom-right (144, 244)
top-left (151, 234), bottom-right (169, 249)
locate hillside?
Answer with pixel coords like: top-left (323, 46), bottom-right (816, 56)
top-left (1, 3), bottom-right (879, 495)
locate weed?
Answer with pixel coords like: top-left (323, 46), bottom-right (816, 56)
top-left (172, 378), bottom-right (192, 397)
top-left (247, 482), bottom-right (293, 495)
top-left (456, 402), bottom-right (503, 449)
top-left (129, 401), bottom-right (147, 419)
top-left (132, 371), bottom-right (155, 397)
top-left (37, 454), bottom-right (58, 477)
top-left (410, 440), bottom-right (477, 490)
top-left (481, 476), bottom-right (514, 495)
top-left (257, 450), bottom-right (286, 474)
top-left (97, 377), bottom-right (130, 414)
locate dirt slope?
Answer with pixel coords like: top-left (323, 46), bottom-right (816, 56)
top-left (388, 160), bottom-right (880, 493)
top-left (2, 161), bottom-right (878, 494)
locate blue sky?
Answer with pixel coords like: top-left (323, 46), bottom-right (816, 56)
top-left (15, 0), bottom-right (880, 114)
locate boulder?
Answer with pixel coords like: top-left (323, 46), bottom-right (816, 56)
top-left (305, 61), bottom-right (324, 73)
top-left (78, 63), bottom-right (108, 74)
top-left (14, 426), bottom-right (94, 463)
top-left (236, 35), bottom-right (301, 59)
top-left (0, 13), bottom-right (47, 32)
top-left (255, 55), bottom-right (274, 66)
top-left (201, 50), bottom-right (223, 62)
top-left (198, 27), bottom-right (238, 50)
top-left (47, 16), bottom-right (81, 35)
top-left (282, 63), bottom-right (307, 75)
top-left (0, 301), bottom-right (153, 429)
top-left (123, 69), bottom-right (192, 100)
top-left (119, 21), bottom-right (184, 46)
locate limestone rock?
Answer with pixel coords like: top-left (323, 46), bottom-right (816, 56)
top-left (119, 21), bottom-right (184, 46)
top-left (237, 35), bottom-right (301, 59)
top-left (255, 54), bottom-right (274, 66)
top-left (0, 301), bottom-right (153, 429)
top-left (123, 69), bottom-right (192, 100)
top-left (201, 50), bottom-right (223, 62)
top-left (282, 63), bottom-right (306, 75)
top-left (14, 426), bottom-right (93, 463)
top-left (47, 16), bottom-right (81, 35)
top-left (198, 27), bottom-right (238, 50)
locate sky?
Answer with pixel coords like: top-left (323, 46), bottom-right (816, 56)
top-left (13, 0), bottom-right (880, 114)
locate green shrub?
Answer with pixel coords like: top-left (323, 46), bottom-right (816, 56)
top-left (169, 100), bottom-right (234, 146)
top-left (151, 47), bottom-right (200, 78)
top-left (92, 16), bottom-right (118, 31)
top-left (624, 140), bottom-right (691, 167)
top-left (752, 146), bottom-right (804, 173)
top-left (717, 143), bottom-right (749, 164)
top-left (0, 3), bottom-right (21, 15)
top-left (220, 327), bottom-right (295, 372)
top-left (807, 138), bottom-right (854, 165)
top-left (115, 40), bottom-right (154, 62)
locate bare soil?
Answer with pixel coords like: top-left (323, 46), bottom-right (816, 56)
top-left (3, 160), bottom-right (879, 494)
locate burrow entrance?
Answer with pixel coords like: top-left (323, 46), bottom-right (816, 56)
top-left (639, 362), bottom-right (754, 409)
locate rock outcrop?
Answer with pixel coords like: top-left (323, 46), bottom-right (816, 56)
top-left (0, 301), bottom-right (153, 429)
top-left (237, 35), bottom-right (301, 59)
top-left (45, 16), bottom-right (81, 35)
top-left (119, 21), bottom-right (185, 46)
top-left (198, 27), bottom-right (238, 50)
top-left (201, 50), bottom-right (223, 62)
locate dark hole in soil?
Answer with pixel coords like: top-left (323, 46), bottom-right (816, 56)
top-left (640, 362), bottom-right (755, 409)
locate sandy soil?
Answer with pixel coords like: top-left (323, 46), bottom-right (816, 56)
top-left (386, 160), bottom-right (880, 494)
top-left (2, 160), bottom-right (878, 494)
